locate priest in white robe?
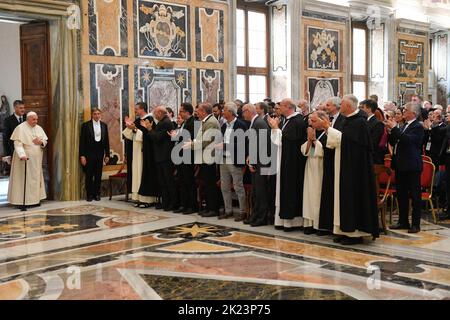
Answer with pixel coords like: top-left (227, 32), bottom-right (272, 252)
top-left (301, 111), bottom-right (327, 234)
top-left (7, 112), bottom-right (47, 206)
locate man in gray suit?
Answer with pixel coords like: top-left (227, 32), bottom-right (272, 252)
top-left (242, 103), bottom-right (271, 226)
top-left (185, 102), bottom-right (221, 217)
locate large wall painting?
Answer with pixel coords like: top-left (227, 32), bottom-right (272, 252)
top-left (135, 66), bottom-right (191, 116)
top-left (88, 0), bottom-right (128, 56)
top-left (195, 7), bottom-right (224, 63)
top-left (398, 39), bottom-right (424, 79)
top-left (136, 0), bottom-right (189, 60)
top-left (307, 77), bottom-right (340, 110)
top-left (197, 69), bottom-right (224, 104)
top-left (307, 26), bottom-right (339, 71)
top-left (89, 63), bottom-right (129, 165)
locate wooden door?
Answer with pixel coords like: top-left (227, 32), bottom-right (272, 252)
top-left (20, 21), bottom-right (53, 198)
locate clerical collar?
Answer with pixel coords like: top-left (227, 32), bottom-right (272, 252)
top-left (285, 111), bottom-right (299, 120)
top-left (346, 109), bottom-right (359, 118)
top-left (367, 114), bottom-right (375, 121)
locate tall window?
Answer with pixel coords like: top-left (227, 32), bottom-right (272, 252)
top-left (236, 2), bottom-right (269, 103)
top-left (351, 22), bottom-right (369, 102)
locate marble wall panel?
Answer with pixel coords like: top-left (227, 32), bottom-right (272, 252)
top-left (195, 7), bottom-right (224, 63)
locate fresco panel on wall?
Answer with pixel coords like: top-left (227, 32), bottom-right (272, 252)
top-left (89, 63), bottom-right (129, 165)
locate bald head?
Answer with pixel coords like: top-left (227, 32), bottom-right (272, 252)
top-left (279, 98), bottom-right (297, 117)
top-left (242, 103), bottom-right (257, 121)
top-left (153, 106), bottom-right (167, 121)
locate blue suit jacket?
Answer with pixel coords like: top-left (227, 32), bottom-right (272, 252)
top-left (389, 119), bottom-right (424, 172)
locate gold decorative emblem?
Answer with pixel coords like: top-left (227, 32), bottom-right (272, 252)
top-left (139, 3), bottom-right (186, 58)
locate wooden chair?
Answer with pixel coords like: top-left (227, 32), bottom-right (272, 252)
top-left (421, 160), bottom-right (437, 223)
top-left (108, 162), bottom-right (128, 201)
top-left (374, 164), bottom-right (392, 234)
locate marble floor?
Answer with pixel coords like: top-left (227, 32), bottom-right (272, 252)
top-left (0, 198), bottom-right (449, 300)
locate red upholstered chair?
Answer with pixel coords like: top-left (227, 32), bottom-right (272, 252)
top-left (108, 163), bottom-right (128, 201)
top-left (421, 160), bottom-right (437, 223)
top-left (375, 165), bottom-right (392, 234)
top-left (380, 157), bottom-right (397, 223)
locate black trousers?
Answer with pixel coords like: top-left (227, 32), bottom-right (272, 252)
top-left (156, 161), bottom-right (177, 209)
top-left (85, 154), bottom-right (103, 198)
top-left (396, 170), bottom-right (421, 228)
top-left (201, 164), bottom-right (219, 212)
top-left (445, 155), bottom-right (450, 213)
top-left (179, 164), bottom-right (197, 210)
top-left (250, 168), bottom-right (269, 223)
top-left (267, 174), bottom-right (276, 222)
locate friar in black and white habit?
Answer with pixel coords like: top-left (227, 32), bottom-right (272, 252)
top-left (320, 94), bottom-right (379, 245)
top-left (268, 98), bottom-right (307, 231)
top-left (318, 97), bottom-right (345, 234)
top-left (123, 102), bottom-right (159, 208)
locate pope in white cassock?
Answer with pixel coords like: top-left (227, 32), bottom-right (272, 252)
top-left (7, 112), bottom-right (48, 206)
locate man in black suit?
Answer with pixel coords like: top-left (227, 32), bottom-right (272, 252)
top-left (79, 107), bottom-right (110, 201)
top-left (217, 102), bottom-right (249, 221)
top-left (439, 112), bottom-right (450, 220)
top-left (386, 102), bottom-right (424, 233)
top-left (361, 99), bottom-right (385, 165)
top-left (423, 109), bottom-right (446, 168)
top-left (3, 100), bottom-right (26, 158)
top-left (142, 106), bottom-right (176, 211)
top-left (171, 103), bottom-right (197, 214)
top-left (243, 103), bottom-right (271, 226)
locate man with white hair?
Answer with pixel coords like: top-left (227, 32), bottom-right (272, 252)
top-left (320, 94), bottom-right (379, 244)
top-left (386, 102), bottom-right (424, 233)
top-left (216, 102), bottom-right (248, 221)
top-left (8, 111), bottom-right (48, 207)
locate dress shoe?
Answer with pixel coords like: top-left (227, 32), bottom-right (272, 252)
top-left (94, 195), bottom-right (101, 201)
top-left (173, 207), bottom-right (186, 213)
top-left (244, 217), bottom-right (255, 225)
top-left (316, 230), bottom-right (331, 236)
top-left (87, 196), bottom-right (93, 202)
top-left (250, 220), bottom-right (267, 227)
top-left (219, 212), bottom-right (233, 220)
top-left (389, 223), bottom-right (410, 230)
top-left (408, 226), bottom-right (421, 234)
top-left (155, 203), bottom-right (163, 210)
top-left (199, 209), bottom-right (209, 216)
top-left (203, 211), bottom-right (219, 217)
top-left (341, 237), bottom-right (363, 245)
top-left (333, 235), bottom-right (345, 243)
top-left (234, 213), bottom-right (245, 222)
top-left (182, 208), bottom-right (194, 215)
top-left (304, 227), bottom-right (316, 235)
top-left (274, 225), bottom-right (284, 230)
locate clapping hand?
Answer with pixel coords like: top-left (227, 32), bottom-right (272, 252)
top-left (141, 119), bottom-right (153, 130)
top-left (317, 117), bottom-right (330, 131)
top-left (125, 116), bottom-right (136, 130)
top-left (384, 118), bottom-right (397, 130)
top-left (167, 130), bottom-right (177, 138)
top-left (423, 119), bottom-right (432, 130)
top-left (268, 116), bottom-right (280, 129)
top-left (307, 127), bottom-right (316, 142)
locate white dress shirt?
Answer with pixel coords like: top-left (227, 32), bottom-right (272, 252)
top-left (224, 118), bottom-right (237, 159)
top-left (93, 120), bottom-right (101, 142)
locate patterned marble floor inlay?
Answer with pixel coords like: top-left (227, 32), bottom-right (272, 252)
top-left (1, 200), bottom-right (450, 300)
